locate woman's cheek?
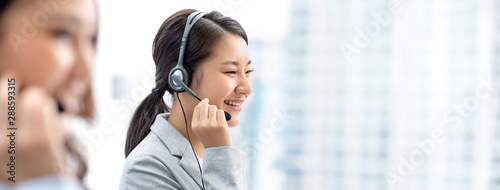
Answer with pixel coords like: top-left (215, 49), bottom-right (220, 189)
top-left (46, 42), bottom-right (75, 93)
top-left (220, 82), bottom-right (234, 98)
top-left (26, 38), bottom-right (74, 94)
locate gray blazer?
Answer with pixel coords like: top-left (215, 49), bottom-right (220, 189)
top-left (119, 113), bottom-right (246, 190)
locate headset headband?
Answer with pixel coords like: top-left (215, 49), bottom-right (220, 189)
top-left (177, 11), bottom-right (206, 70)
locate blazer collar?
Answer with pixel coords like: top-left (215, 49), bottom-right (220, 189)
top-left (150, 113), bottom-right (204, 189)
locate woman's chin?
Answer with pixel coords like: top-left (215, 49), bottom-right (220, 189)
top-left (227, 118), bottom-right (239, 127)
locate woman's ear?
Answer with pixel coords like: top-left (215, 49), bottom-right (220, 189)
top-left (189, 67), bottom-right (203, 89)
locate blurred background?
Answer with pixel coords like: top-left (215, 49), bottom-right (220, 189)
top-left (77, 0), bottom-right (500, 189)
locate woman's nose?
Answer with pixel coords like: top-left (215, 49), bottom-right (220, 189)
top-left (72, 38), bottom-right (93, 82)
top-left (235, 75), bottom-right (252, 96)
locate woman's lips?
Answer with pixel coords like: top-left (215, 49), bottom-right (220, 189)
top-left (56, 82), bottom-right (87, 114)
top-left (61, 100), bottom-right (77, 114)
top-left (56, 96), bottom-right (80, 114)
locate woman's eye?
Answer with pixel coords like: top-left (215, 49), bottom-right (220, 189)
top-left (91, 35), bottom-right (98, 47)
top-left (245, 69), bottom-right (254, 74)
top-left (224, 69), bottom-right (254, 75)
top-left (52, 28), bottom-right (72, 39)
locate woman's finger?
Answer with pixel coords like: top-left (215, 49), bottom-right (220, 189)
top-left (0, 73), bottom-right (9, 176)
top-left (217, 109), bottom-right (228, 126)
top-left (0, 71), bottom-right (18, 145)
top-left (192, 102), bottom-right (201, 124)
top-left (0, 74), bottom-right (8, 129)
top-left (0, 71), bottom-right (20, 183)
top-left (17, 87), bottom-right (66, 181)
top-left (199, 98), bottom-right (209, 121)
top-left (0, 71), bottom-right (17, 127)
top-left (208, 105), bottom-right (217, 124)
top-left (19, 88), bottom-right (52, 146)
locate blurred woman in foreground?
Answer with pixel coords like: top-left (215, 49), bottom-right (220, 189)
top-left (0, 0), bottom-right (98, 189)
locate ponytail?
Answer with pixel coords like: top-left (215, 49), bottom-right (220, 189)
top-left (125, 88), bottom-right (170, 157)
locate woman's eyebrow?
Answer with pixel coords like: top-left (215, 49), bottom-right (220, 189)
top-left (52, 14), bottom-right (82, 27)
top-left (221, 60), bottom-right (252, 66)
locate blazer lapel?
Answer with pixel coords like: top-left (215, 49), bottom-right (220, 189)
top-left (179, 143), bottom-right (204, 189)
top-left (150, 113), bottom-right (204, 189)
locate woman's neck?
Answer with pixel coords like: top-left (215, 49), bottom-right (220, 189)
top-left (168, 97), bottom-right (205, 160)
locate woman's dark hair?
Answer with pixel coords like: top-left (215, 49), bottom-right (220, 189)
top-left (0, 0), bottom-right (13, 15)
top-left (0, 0), bottom-right (13, 29)
top-left (125, 9), bottom-right (248, 157)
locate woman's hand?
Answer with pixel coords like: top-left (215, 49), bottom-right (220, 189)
top-left (0, 72), bottom-right (69, 183)
top-left (191, 98), bottom-right (231, 148)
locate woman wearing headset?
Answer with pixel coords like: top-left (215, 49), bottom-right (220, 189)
top-left (0, 0), bottom-right (98, 189)
top-left (120, 9), bottom-right (253, 189)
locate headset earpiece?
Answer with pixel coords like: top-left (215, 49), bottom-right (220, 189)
top-left (169, 66), bottom-right (189, 92)
top-left (168, 11), bottom-right (206, 93)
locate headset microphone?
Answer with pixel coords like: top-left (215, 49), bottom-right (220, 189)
top-left (171, 74), bottom-right (231, 121)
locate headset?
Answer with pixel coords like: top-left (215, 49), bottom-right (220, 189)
top-left (168, 11), bottom-right (231, 121)
top-left (167, 11), bottom-right (231, 190)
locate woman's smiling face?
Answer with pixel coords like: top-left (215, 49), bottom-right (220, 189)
top-left (190, 33), bottom-right (253, 127)
top-left (0, 0), bottom-right (98, 115)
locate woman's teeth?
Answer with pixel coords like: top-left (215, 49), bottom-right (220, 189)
top-left (224, 100), bottom-right (242, 106)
